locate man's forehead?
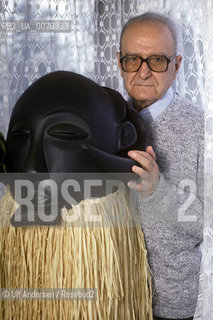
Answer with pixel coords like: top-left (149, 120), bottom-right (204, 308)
top-left (121, 21), bottom-right (175, 50)
top-left (123, 20), bottom-right (170, 34)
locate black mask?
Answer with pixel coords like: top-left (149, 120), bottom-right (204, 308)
top-left (6, 71), bottom-right (146, 173)
top-left (6, 71), bottom-right (147, 225)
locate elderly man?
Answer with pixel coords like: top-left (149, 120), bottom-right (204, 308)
top-left (117, 12), bottom-right (204, 320)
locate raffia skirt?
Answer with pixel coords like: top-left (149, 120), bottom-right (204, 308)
top-left (0, 184), bottom-right (153, 320)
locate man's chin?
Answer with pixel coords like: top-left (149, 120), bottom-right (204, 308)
top-left (131, 86), bottom-right (155, 97)
top-left (132, 95), bottom-right (157, 110)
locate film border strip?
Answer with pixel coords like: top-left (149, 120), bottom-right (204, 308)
top-left (0, 20), bottom-right (71, 33)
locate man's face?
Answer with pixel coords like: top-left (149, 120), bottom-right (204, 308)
top-left (117, 22), bottom-right (182, 110)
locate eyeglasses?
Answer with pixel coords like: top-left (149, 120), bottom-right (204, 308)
top-left (120, 54), bottom-right (176, 73)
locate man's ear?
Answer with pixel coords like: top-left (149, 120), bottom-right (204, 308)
top-left (117, 121), bottom-right (137, 152)
top-left (174, 54), bottom-right (182, 79)
top-left (116, 52), bottom-right (123, 76)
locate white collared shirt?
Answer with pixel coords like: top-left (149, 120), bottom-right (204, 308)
top-left (140, 87), bottom-right (176, 126)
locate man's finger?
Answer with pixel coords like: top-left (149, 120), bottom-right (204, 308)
top-left (128, 150), bottom-right (152, 163)
top-left (146, 146), bottom-right (156, 161)
top-left (127, 180), bottom-right (143, 191)
top-left (128, 151), bottom-right (157, 174)
top-left (132, 165), bottom-right (149, 179)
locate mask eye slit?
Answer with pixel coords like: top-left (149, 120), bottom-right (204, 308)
top-left (9, 130), bottom-right (30, 135)
top-left (47, 124), bottom-right (88, 141)
top-left (48, 131), bottom-right (88, 139)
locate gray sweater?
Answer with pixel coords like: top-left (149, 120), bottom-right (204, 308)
top-left (132, 95), bottom-right (204, 318)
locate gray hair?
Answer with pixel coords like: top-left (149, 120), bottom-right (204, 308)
top-left (120, 12), bottom-right (179, 52)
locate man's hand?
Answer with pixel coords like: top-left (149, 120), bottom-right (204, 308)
top-left (127, 146), bottom-right (160, 198)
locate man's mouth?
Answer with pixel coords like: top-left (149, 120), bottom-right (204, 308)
top-left (134, 83), bottom-right (154, 87)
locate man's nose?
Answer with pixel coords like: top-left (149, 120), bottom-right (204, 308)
top-left (137, 61), bottom-right (152, 79)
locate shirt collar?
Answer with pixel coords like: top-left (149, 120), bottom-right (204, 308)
top-left (140, 87), bottom-right (175, 125)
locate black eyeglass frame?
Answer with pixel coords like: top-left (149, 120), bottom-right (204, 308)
top-left (119, 54), bottom-right (177, 73)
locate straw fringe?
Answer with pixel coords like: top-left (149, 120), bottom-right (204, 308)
top-left (0, 185), bottom-right (153, 319)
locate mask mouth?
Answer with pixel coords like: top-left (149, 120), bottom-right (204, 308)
top-left (81, 143), bottom-right (139, 175)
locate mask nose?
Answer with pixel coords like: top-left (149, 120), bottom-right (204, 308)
top-left (21, 147), bottom-right (48, 173)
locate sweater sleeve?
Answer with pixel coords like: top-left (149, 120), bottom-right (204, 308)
top-left (133, 126), bottom-right (204, 241)
top-left (132, 101), bottom-right (204, 241)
